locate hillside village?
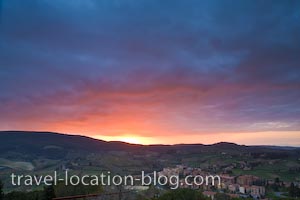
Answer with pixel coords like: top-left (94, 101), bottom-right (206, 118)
top-left (155, 165), bottom-right (300, 199)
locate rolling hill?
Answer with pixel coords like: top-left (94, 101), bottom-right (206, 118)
top-left (0, 131), bottom-right (299, 159)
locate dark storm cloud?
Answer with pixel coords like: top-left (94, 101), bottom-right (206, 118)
top-left (0, 0), bottom-right (300, 135)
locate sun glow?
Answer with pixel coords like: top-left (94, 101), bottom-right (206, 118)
top-left (94, 135), bottom-right (154, 145)
top-left (118, 137), bottom-right (141, 144)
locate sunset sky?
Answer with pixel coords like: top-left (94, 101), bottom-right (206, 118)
top-left (0, 0), bottom-right (300, 146)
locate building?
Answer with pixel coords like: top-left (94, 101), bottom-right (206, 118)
top-left (237, 175), bottom-right (260, 186)
top-left (220, 174), bottom-right (235, 184)
top-left (239, 185), bottom-right (251, 194)
top-left (228, 184), bottom-right (239, 193)
top-left (203, 191), bottom-right (216, 200)
top-left (239, 186), bottom-right (245, 194)
top-left (251, 185), bottom-right (266, 198)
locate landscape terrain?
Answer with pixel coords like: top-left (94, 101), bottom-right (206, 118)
top-left (1, 0), bottom-right (300, 199)
top-left (0, 131), bottom-right (300, 199)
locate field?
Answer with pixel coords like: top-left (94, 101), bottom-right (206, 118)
top-left (0, 158), bottom-right (34, 171)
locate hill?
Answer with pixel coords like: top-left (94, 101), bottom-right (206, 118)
top-left (0, 131), bottom-right (300, 189)
top-left (0, 131), bottom-right (299, 159)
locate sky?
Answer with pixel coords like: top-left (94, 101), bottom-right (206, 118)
top-left (0, 0), bottom-right (300, 146)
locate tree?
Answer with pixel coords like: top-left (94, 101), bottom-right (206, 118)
top-left (214, 193), bottom-right (230, 200)
top-left (289, 182), bottom-right (296, 197)
top-left (54, 180), bottom-right (102, 197)
top-left (0, 179), bottom-right (4, 200)
top-left (43, 184), bottom-right (56, 200)
top-left (157, 189), bottom-right (208, 200)
top-left (4, 190), bottom-right (42, 200)
top-left (289, 182), bottom-right (300, 198)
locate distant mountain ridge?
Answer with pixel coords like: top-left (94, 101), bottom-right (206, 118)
top-left (0, 131), bottom-right (250, 151)
top-left (0, 131), bottom-right (299, 160)
top-left (0, 131), bottom-right (143, 158)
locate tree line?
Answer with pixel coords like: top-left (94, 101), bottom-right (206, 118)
top-left (1, 178), bottom-right (300, 200)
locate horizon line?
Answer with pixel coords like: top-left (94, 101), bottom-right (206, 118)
top-left (1, 130), bottom-right (299, 148)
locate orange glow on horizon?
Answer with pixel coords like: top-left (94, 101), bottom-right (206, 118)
top-left (91, 131), bottom-right (300, 146)
top-left (94, 135), bottom-right (156, 145)
top-left (4, 126), bottom-right (300, 146)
